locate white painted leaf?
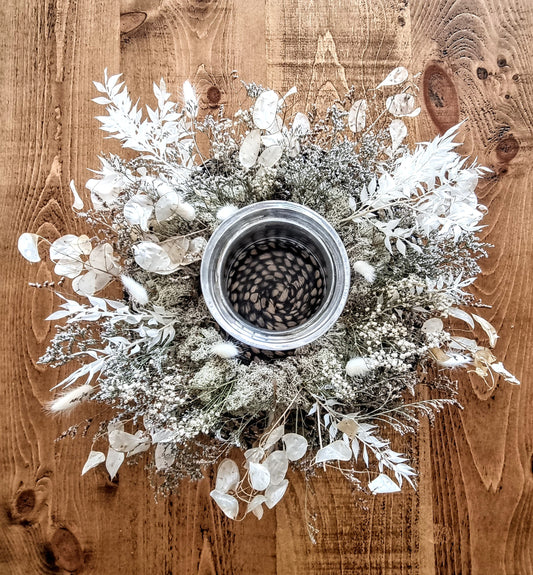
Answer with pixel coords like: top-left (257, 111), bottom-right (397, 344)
top-left (292, 112), bottom-right (310, 136)
top-left (244, 447), bottom-right (264, 464)
top-left (133, 241), bottom-right (175, 274)
top-left (246, 495), bottom-right (266, 519)
top-left (127, 432), bottom-right (151, 456)
top-left (70, 180), bottom-right (84, 210)
top-left (351, 438), bottom-right (360, 461)
top-left (108, 429), bottom-right (144, 453)
top-left (263, 424), bottom-right (285, 449)
top-left (182, 80), bottom-right (198, 118)
top-left (215, 459), bottom-right (240, 493)
top-left (105, 447), bottom-right (124, 480)
top-left (348, 99), bottom-right (367, 132)
top-left (54, 257), bottom-right (84, 279)
top-left (239, 129), bottom-right (261, 168)
top-left (490, 362), bottom-right (520, 385)
top-left (472, 314), bottom-right (499, 348)
top-left (88, 243), bottom-right (120, 275)
top-left (253, 90), bottom-right (279, 130)
top-left (150, 428), bottom-right (178, 444)
top-left (315, 440), bottom-right (352, 464)
top-left (210, 489), bottom-right (239, 520)
top-left (265, 115), bottom-right (283, 135)
top-left (248, 462), bottom-right (271, 491)
top-left (18, 233), bottom-right (41, 262)
top-left (448, 308), bottom-right (475, 329)
top-left (261, 132), bottom-right (284, 147)
top-left (108, 420), bottom-right (124, 434)
top-left (396, 238), bottom-right (406, 256)
top-left (362, 444), bottom-right (369, 467)
top-left (124, 194), bottom-right (154, 231)
top-left (252, 505), bottom-right (264, 519)
top-left (72, 269), bottom-right (113, 296)
top-left (155, 191), bottom-right (181, 222)
top-left (449, 336), bottom-right (479, 352)
top-left (282, 433), bottom-right (308, 461)
top-left (258, 145), bottom-right (283, 168)
top-left (279, 86), bottom-right (297, 105)
top-left (81, 450), bottom-right (105, 475)
top-left (264, 479), bottom-right (288, 509)
top-left (154, 443), bottom-right (175, 470)
top-left (377, 66), bottom-right (409, 88)
top-left (386, 93), bottom-right (417, 117)
top-left (422, 318), bottom-right (444, 334)
top-left (368, 473), bottom-right (401, 494)
top-left (389, 119), bottom-right (407, 151)
top-left (50, 234), bottom-right (92, 261)
top-left (263, 450), bottom-right (288, 485)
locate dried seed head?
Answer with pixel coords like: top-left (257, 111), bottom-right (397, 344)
top-left (212, 342), bottom-right (240, 359)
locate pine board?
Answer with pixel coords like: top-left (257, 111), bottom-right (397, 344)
top-left (0, 1), bottom-right (531, 573)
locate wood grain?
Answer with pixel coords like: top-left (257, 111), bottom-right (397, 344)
top-left (0, 0), bottom-right (531, 573)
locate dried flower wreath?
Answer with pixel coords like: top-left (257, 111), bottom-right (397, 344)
top-left (18, 67), bottom-right (518, 521)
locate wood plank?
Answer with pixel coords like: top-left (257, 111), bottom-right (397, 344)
top-left (410, 0), bottom-right (533, 573)
top-left (265, 2), bottom-right (420, 573)
top-left (0, 1), bottom-right (121, 573)
top-left (0, 0), bottom-right (531, 573)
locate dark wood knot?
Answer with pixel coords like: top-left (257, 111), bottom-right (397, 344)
top-left (476, 67), bottom-right (488, 80)
top-left (50, 527), bottom-right (84, 572)
top-left (496, 136), bottom-right (519, 163)
top-left (15, 489), bottom-right (36, 516)
top-left (422, 63), bottom-right (459, 134)
top-left (497, 57), bottom-right (508, 68)
top-left (120, 11), bottom-right (147, 34)
top-left (206, 85), bottom-right (221, 105)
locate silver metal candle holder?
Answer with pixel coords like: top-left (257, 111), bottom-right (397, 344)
top-left (200, 201), bottom-right (351, 351)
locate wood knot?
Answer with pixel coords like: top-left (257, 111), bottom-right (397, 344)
top-left (497, 57), bottom-right (508, 68)
top-left (15, 489), bottom-right (36, 516)
top-left (206, 85), bottom-right (221, 105)
top-left (120, 11), bottom-right (147, 34)
top-left (50, 528), bottom-right (84, 572)
top-left (476, 67), bottom-right (488, 80)
top-left (422, 64), bottom-right (460, 134)
top-left (496, 136), bottom-right (519, 163)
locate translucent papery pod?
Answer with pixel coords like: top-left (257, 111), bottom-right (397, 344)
top-left (209, 427), bottom-right (309, 520)
top-left (133, 236), bottom-right (206, 275)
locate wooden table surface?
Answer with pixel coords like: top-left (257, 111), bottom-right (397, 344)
top-left (1, 1), bottom-right (532, 573)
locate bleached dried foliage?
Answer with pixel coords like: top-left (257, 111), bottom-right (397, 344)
top-left (18, 67), bottom-right (518, 522)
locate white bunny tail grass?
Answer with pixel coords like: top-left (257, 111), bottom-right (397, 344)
top-left (346, 357), bottom-right (372, 377)
top-left (120, 275), bottom-right (149, 305)
top-left (48, 384), bottom-right (94, 414)
top-left (353, 261), bottom-right (376, 283)
top-left (175, 202), bottom-right (196, 221)
top-left (217, 205), bottom-right (239, 221)
top-left (211, 342), bottom-right (240, 359)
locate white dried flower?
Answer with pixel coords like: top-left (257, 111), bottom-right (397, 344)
top-left (212, 342), bottom-right (239, 359)
top-left (346, 357), bottom-right (371, 377)
top-left (120, 275), bottom-right (149, 305)
top-left (175, 202), bottom-right (196, 221)
top-left (217, 205), bottom-right (239, 221)
top-left (437, 353), bottom-right (471, 368)
top-left (48, 384), bottom-right (94, 413)
top-left (183, 80), bottom-right (198, 118)
top-left (353, 261), bottom-right (376, 283)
